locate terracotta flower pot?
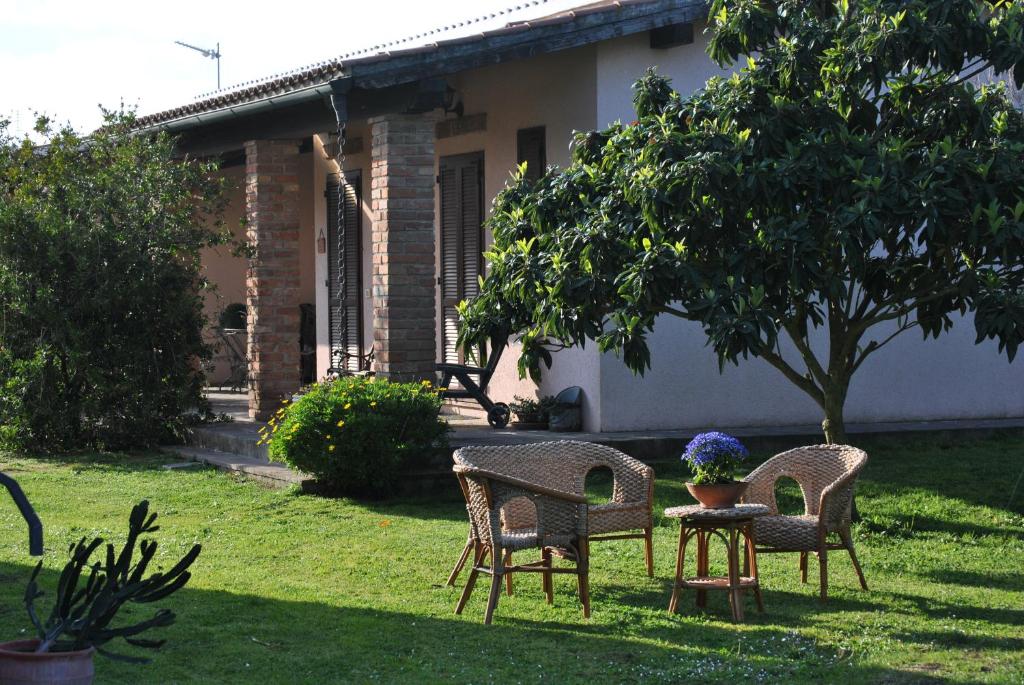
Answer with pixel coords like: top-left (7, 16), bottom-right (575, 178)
top-left (0, 639), bottom-right (95, 685)
top-left (686, 481), bottom-right (748, 509)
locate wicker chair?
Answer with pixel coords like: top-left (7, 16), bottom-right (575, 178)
top-left (447, 441), bottom-right (655, 593)
top-left (452, 452), bottom-right (590, 624)
top-left (741, 444), bottom-right (869, 602)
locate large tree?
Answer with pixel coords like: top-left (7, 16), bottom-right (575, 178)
top-left (459, 0), bottom-right (1024, 443)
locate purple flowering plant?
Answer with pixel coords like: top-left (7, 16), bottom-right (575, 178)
top-left (682, 432), bottom-right (749, 484)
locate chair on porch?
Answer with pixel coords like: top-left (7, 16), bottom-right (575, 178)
top-left (447, 441), bottom-right (655, 595)
top-left (437, 332), bottom-right (510, 428)
top-left (452, 448), bottom-right (590, 624)
top-left (740, 444), bottom-right (869, 602)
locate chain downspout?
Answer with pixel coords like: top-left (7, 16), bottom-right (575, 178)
top-left (329, 79), bottom-right (352, 373)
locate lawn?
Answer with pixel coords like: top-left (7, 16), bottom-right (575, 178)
top-left (1, 435), bottom-right (1022, 683)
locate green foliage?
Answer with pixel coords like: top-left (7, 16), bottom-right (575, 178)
top-left (508, 394), bottom-right (557, 422)
top-left (460, 0), bottom-right (1024, 441)
top-left (25, 500), bottom-right (200, 661)
top-left (266, 377), bottom-right (450, 497)
top-left (0, 113), bottom-right (230, 451)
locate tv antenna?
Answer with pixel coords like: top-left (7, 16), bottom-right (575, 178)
top-left (175, 40), bottom-right (222, 90)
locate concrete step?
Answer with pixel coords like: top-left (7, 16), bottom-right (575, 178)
top-left (188, 422), bottom-right (268, 460)
top-left (161, 445), bottom-right (309, 488)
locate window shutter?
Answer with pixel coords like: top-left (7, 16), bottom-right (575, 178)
top-left (439, 153), bottom-right (484, 364)
top-left (326, 170), bottom-right (364, 371)
top-left (516, 126), bottom-right (546, 183)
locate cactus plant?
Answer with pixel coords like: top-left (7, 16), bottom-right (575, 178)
top-left (22, 500), bottom-right (201, 662)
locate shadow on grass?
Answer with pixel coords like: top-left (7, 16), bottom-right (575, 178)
top-left (0, 451), bottom-right (177, 476)
top-left (0, 560), bottom-right (928, 684)
top-left (918, 568), bottom-right (1024, 590)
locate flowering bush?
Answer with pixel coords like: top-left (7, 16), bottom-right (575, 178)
top-left (265, 376), bottom-right (449, 497)
top-left (682, 432), bottom-right (749, 485)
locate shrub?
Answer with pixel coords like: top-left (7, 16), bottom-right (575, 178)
top-left (0, 113), bottom-right (230, 451)
top-left (265, 377), bottom-right (449, 497)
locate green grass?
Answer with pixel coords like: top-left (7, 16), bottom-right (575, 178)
top-left (1, 435), bottom-right (1023, 683)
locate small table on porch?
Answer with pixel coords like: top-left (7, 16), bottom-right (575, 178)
top-left (664, 503), bottom-right (769, 622)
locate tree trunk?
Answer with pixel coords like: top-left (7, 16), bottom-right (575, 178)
top-left (820, 380), bottom-right (860, 521)
top-left (820, 390), bottom-right (848, 445)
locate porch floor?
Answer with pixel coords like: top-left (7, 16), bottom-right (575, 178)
top-left (176, 390), bottom-right (1024, 488)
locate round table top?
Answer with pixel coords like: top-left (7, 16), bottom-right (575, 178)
top-left (664, 503), bottom-right (769, 521)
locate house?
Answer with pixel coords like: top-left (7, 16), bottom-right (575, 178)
top-left (137, 0), bottom-right (1024, 430)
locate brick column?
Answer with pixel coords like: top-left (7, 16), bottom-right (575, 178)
top-left (245, 139), bottom-right (302, 420)
top-left (369, 113), bottom-right (439, 381)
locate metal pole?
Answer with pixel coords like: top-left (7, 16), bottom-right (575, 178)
top-left (216, 42), bottom-right (221, 90)
top-left (0, 472), bottom-right (43, 556)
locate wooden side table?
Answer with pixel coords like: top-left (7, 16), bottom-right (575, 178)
top-left (664, 503), bottom-right (769, 622)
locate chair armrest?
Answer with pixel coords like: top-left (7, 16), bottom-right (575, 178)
top-left (818, 469), bottom-right (860, 530)
top-left (453, 465), bottom-right (588, 504)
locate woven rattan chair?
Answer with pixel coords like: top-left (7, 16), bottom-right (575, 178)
top-left (447, 441), bottom-right (655, 594)
top-left (741, 444), bottom-right (869, 602)
top-left (452, 450), bottom-right (590, 624)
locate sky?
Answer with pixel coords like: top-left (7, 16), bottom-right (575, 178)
top-left (1, 0), bottom-right (587, 138)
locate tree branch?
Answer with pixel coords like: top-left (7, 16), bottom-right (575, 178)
top-left (783, 320), bottom-right (830, 387)
top-left (759, 347), bottom-right (825, 407)
top-left (850, 320), bottom-right (920, 373)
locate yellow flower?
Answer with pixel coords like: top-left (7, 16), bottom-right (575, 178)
top-left (325, 434), bottom-right (333, 441)
top-left (370, 401), bottom-right (377, 408)
top-left (328, 445), bottom-right (336, 452)
top-left (336, 419), bottom-right (345, 428)
top-left (421, 379), bottom-right (432, 386)
top-left (344, 403), bottom-right (352, 410)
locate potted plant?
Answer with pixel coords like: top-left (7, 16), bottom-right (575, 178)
top-left (682, 432), bottom-right (750, 509)
top-left (0, 500), bottom-right (201, 684)
top-left (508, 395), bottom-right (557, 430)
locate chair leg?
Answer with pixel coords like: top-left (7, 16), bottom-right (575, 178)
top-left (799, 551), bottom-right (808, 583)
top-left (542, 548), bottom-right (554, 604)
top-left (447, 534), bottom-right (475, 586)
top-left (644, 527), bottom-right (654, 577)
top-left (818, 542), bottom-right (829, 603)
top-left (455, 544), bottom-right (486, 615)
top-left (577, 539), bottom-right (591, 619)
top-left (484, 571), bottom-right (503, 625)
top-left (504, 550), bottom-right (514, 596)
top-left (839, 528), bottom-right (869, 591)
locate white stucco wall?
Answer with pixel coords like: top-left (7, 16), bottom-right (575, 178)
top-left (593, 26), bottom-right (1024, 431)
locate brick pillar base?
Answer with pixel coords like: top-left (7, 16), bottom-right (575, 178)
top-left (369, 113), bottom-right (439, 382)
top-left (245, 139), bottom-right (302, 420)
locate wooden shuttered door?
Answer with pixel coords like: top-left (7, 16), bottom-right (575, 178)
top-left (516, 126), bottom-right (546, 183)
top-left (439, 152), bottom-right (484, 364)
top-left (326, 170), bottom-right (364, 371)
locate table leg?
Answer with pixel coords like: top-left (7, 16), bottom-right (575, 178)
top-left (745, 523), bottom-right (764, 612)
top-left (728, 526), bottom-right (744, 622)
top-left (669, 525), bottom-right (689, 614)
top-left (696, 529), bottom-right (709, 609)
